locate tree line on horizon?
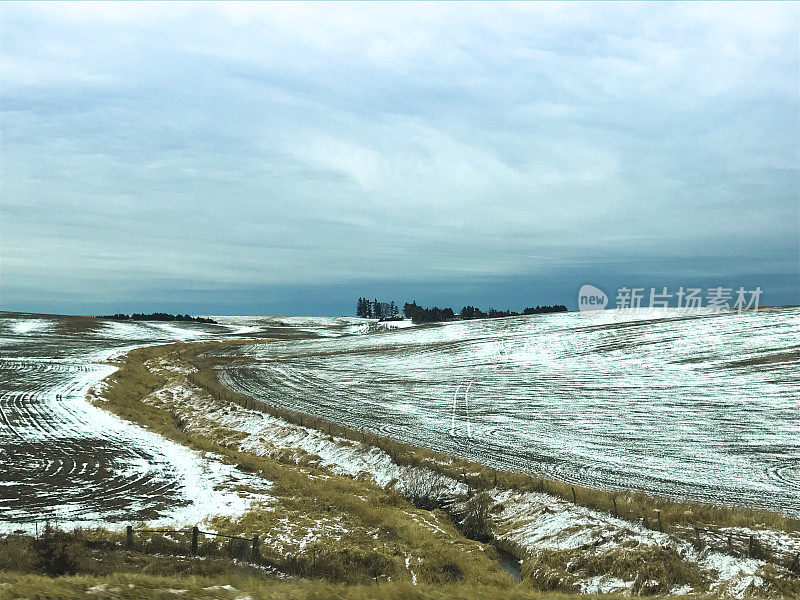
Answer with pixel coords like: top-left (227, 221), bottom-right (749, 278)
top-left (357, 298), bottom-right (567, 324)
top-left (96, 312), bottom-right (218, 324)
top-left (356, 298), bottom-right (401, 320)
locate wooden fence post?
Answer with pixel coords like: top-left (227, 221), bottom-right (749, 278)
top-left (613, 497), bottom-right (618, 518)
top-left (748, 535), bottom-right (754, 558)
top-left (191, 526), bottom-right (199, 555)
top-left (790, 552), bottom-right (800, 575)
top-left (657, 511), bottom-right (663, 533)
top-left (571, 487), bottom-right (577, 504)
top-left (251, 535), bottom-right (259, 561)
top-left (126, 525), bottom-right (133, 549)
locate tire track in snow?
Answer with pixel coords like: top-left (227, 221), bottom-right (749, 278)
top-left (219, 307), bottom-right (800, 516)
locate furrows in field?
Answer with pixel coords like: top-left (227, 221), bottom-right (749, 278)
top-left (149, 351), bottom-right (799, 598)
top-left (217, 307), bottom-right (800, 516)
top-left (0, 314), bottom-right (261, 532)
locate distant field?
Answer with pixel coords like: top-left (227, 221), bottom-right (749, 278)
top-left (2, 307), bottom-right (798, 530)
top-left (0, 312), bottom-right (371, 529)
top-left (2, 309), bottom-right (800, 597)
top-left (215, 307), bottom-right (800, 516)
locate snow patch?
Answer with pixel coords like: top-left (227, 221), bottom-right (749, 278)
top-left (8, 318), bottom-right (52, 335)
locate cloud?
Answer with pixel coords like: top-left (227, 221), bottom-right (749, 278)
top-left (1, 1), bottom-right (797, 313)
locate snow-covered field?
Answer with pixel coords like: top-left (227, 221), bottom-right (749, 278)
top-left (217, 307), bottom-right (800, 516)
top-left (0, 311), bottom-right (386, 531)
top-left (127, 351), bottom-right (800, 597)
top-left (0, 313), bottom-right (272, 532)
top-left (1, 307), bottom-right (798, 537)
top-left (1, 308), bottom-right (798, 595)
top-left (211, 315), bottom-right (370, 339)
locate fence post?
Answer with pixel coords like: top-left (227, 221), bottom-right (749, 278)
top-left (613, 497), bottom-right (618, 518)
top-left (727, 534), bottom-right (732, 553)
top-left (191, 526), bottom-right (199, 555)
top-left (252, 535), bottom-right (259, 562)
top-left (657, 511), bottom-right (663, 533)
top-left (790, 553), bottom-right (800, 575)
top-left (571, 487), bottom-right (577, 504)
top-left (748, 535), bottom-right (754, 558)
top-left (126, 525), bottom-right (133, 549)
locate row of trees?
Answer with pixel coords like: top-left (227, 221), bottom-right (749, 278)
top-left (356, 298), bottom-right (400, 320)
top-left (523, 304), bottom-right (568, 315)
top-left (462, 305), bottom-right (568, 319)
top-left (357, 297), bottom-right (568, 324)
top-left (460, 306), bottom-right (488, 319)
top-left (403, 302), bottom-right (455, 324)
top-left (403, 301), bottom-right (567, 323)
top-left (97, 312), bottom-right (218, 324)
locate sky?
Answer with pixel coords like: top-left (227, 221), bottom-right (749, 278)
top-left (1, 1), bottom-right (798, 316)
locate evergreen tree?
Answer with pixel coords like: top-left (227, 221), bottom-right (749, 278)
top-left (361, 297), bottom-right (370, 317)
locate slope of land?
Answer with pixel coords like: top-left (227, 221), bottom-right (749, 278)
top-left (215, 307), bottom-right (800, 516)
top-left (2, 310), bottom-right (799, 598)
top-left (70, 341), bottom-right (800, 597)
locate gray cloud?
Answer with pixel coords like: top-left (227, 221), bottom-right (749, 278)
top-left (1, 1), bottom-right (797, 314)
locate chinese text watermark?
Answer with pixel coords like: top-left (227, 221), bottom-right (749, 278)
top-left (578, 284), bottom-right (762, 312)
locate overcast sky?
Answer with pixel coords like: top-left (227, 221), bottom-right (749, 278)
top-left (1, 1), bottom-right (798, 315)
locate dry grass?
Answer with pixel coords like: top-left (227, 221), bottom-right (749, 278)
top-left (89, 342), bottom-right (514, 587)
top-left (175, 340), bottom-right (799, 536)
top-left (522, 544), bottom-right (710, 595)
top-left (66, 339), bottom-right (799, 599)
top-left (0, 571), bottom-right (717, 600)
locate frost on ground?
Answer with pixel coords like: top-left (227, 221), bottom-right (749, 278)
top-left (0, 313), bottom-right (269, 534)
top-left (485, 488), bottom-right (798, 597)
top-left (6, 311), bottom-right (795, 595)
top-left (143, 359), bottom-right (460, 497)
top-left (138, 353), bottom-right (799, 597)
top-left (8, 318), bottom-right (54, 336)
top-left (219, 307), bottom-right (800, 518)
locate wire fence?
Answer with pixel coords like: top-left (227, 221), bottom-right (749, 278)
top-left (129, 525), bottom-right (262, 562)
top-left (693, 526), bottom-right (800, 574)
top-left (4, 521), bottom-right (264, 565)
